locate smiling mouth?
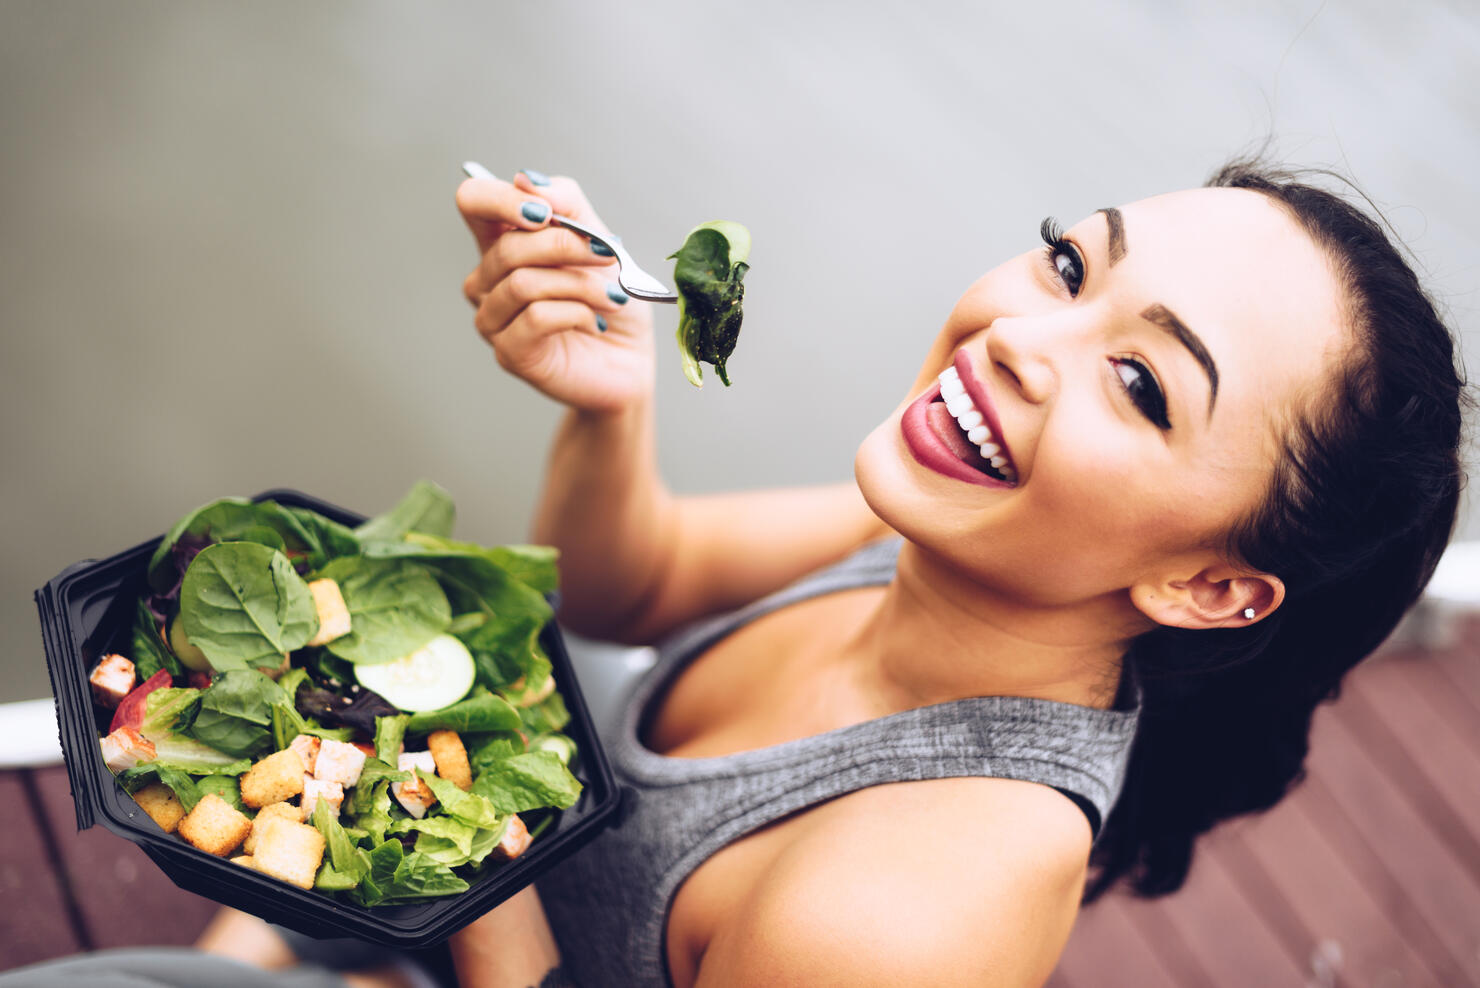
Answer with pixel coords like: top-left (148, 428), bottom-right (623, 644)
top-left (928, 364), bottom-right (1017, 483)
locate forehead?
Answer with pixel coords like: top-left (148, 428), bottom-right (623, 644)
top-left (1107, 187), bottom-right (1350, 425)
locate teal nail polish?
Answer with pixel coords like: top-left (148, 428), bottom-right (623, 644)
top-left (590, 239), bottom-right (615, 257)
top-left (520, 201), bottom-right (550, 223)
top-left (521, 168), bottom-right (551, 186)
top-left (606, 283), bottom-right (629, 305)
top-left (596, 315), bottom-right (608, 333)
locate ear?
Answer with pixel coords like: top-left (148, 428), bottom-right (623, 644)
top-left (1130, 562), bottom-right (1286, 630)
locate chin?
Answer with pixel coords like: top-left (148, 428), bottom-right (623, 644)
top-left (854, 411), bottom-right (935, 545)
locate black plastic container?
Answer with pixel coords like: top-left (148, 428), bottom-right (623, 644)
top-left (34, 489), bottom-right (619, 947)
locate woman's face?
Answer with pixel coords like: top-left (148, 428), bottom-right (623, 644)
top-left (855, 187), bottom-right (1349, 609)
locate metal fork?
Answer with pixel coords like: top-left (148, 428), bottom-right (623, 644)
top-left (460, 161), bottom-right (678, 303)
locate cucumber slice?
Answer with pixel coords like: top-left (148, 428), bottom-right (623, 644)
top-left (167, 614), bottom-right (212, 672)
top-left (353, 633), bottom-right (476, 712)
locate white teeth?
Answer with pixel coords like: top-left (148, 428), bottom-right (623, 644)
top-left (945, 395), bottom-right (972, 417)
top-left (956, 409), bottom-right (983, 430)
top-left (939, 366), bottom-right (959, 382)
top-left (1001, 466), bottom-right (1017, 482)
top-left (940, 377), bottom-right (965, 400)
top-left (966, 424), bottom-right (989, 444)
top-left (937, 364), bottom-right (1014, 481)
top-left (989, 455), bottom-right (1007, 468)
top-left (978, 442), bottom-right (1000, 458)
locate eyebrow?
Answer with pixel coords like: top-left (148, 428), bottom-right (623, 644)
top-left (1139, 303), bottom-right (1220, 417)
top-left (1097, 207), bottom-right (1126, 265)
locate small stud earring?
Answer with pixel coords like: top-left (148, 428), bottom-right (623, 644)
top-left (1243, 607), bottom-right (1256, 620)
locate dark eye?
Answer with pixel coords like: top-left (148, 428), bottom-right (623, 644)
top-left (1039, 217), bottom-right (1084, 297)
top-left (1112, 357), bottom-right (1171, 430)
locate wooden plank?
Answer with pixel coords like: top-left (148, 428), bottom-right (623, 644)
top-left (0, 771), bottom-right (84, 969)
top-left (1232, 786), bottom-right (1448, 986)
top-left (1335, 667), bottom-right (1480, 888)
top-left (1300, 712), bottom-right (1479, 986)
top-left (1426, 618), bottom-right (1480, 717)
top-left (1143, 827), bottom-right (1304, 985)
top-left (1049, 890), bottom-right (1184, 988)
top-left (29, 765), bottom-right (217, 950)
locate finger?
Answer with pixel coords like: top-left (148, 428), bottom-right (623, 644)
top-left (485, 299), bottom-right (604, 373)
top-left (480, 226), bottom-right (616, 286)
top-left (455, 176), bottom-right (554, 252)
top-left (477, 266), bottom-right (628, 337)
top-left (512, 172), bottom-right (603, 230)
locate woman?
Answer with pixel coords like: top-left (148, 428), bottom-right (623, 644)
top-left (5, 162), bottom-right (1457, 988)
top-left (441, 159), bottom-right (1467, 986)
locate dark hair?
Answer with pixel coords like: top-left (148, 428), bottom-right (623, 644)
top-left (1085, 159), bottom-right (1470, 901)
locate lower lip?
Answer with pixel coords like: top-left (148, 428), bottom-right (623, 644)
top-left (901, 383), bottom-right (1013, 489)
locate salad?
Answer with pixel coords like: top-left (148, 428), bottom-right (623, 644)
top-left (88, 482), bottom-right (583, 906)
top-left (670, 221), bottom-right (751, 387)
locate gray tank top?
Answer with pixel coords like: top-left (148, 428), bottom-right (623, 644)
top-left (537, 538), bottom-right (1139, 987)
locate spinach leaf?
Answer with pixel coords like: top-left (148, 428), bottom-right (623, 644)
top-left (317, 557), bottom-right (450, 666)
top-left (283, 506), bottom-right (362, 568)
top-left (368, 533), bottom-right (560, 596)
top-left (468, 751), bottom-right (582, 814)
top-left (187, 670), bottom-right (285, 759)
top-left (130, 598), bottom-right (180, 679)
top-left (669, 221), bottom-right (751, 387)
top-left (270, 700), bottom-right (354, 752)
top-left (179, 542), bottom-right (318, 671)
top-left (405, 688), bottom-right (521, 735)
top-left (117, 763), bottom-right (203, 812)
top-left (147, 499), bottom-right (318, 593)
top-left (353, 481), bottom-right (455, 543)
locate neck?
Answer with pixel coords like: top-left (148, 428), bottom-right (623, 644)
top-left (844, 540), bottom-right (1138, 712)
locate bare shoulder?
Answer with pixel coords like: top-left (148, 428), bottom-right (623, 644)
top-left (694, 778), bottom-right (1092, 987)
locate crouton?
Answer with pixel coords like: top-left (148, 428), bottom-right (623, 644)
top-left (427, 730), bottom-right (472, 791)
top-left (131, 782), bottom-right (185, 834)
top-left (392, 752), bottom-right (438, 819)
top-left (492, 813), bottom-right (532, 861)
top-left (288, 734), bottom-right (321, 775)
top-left (301, 777), bottom-right (344, 819)
top-left (313, 739), bottom-right (366, 787)
top-left (89, 654), bottom-right (136, 708)
top-left (239, 748), bottom-right (306, 808)
top-left (176, 793), bottom-right (252, 857)
top-left (100, 726), bottom-right (156, 773)
top-left (243, 801), bottom-right (303, 854)
top-left (230, 855), bottom-right (257, 869)
top-left (305, 579), bottom-right (352, 646)
top-left (252, 817), bottom-right (326, 890)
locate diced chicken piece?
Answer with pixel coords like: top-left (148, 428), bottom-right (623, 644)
top-left (252, 817), bottom-right (326, 890)
top-left (244, 801), bottom-right (303, 855)
top-left (89, 654), bottom-right (137, 709)
top-left (301, 777), bottom-right (345, 819)
top-left (131, 782), bottom-right (185, 833)
top-left (100, 726), bottom-right (156, 773)
top-left (305, 579), bottom-right (352, 647)
top-left (313, 739), bottom-right (366, 787)
top-left (240, 749), bottom-right (306, 808)
top-left (177, 793), bottom-right (252, 857)
top-left (288, 734), bottom-right (321, 775)
top-left (392, 751), bottom-right (438, 819)
top-left (492, 813), bottom-right (532, 860)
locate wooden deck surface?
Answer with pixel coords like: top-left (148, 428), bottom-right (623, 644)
top-left (2, 628), bottom-right (1477, 986)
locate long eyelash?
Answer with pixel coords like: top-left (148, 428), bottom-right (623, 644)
top-left (1039, 216), bottom-right (1066, 249)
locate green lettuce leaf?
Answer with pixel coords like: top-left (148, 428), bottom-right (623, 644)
top-left (318, 557), bottom-right (450, 666)
top-left (195, 775), bottom-right (245, 812)
top-left (353, 481), bottom-right (455, 543)
top-left (130, 599), bottom-right (180, 679)
top-left (186, 670), bottom-right (285, 759)
top-left (313, 798), bottom-right (368, 881)
top-left (283, 505), bottom-right (362, 568)
top-left (374, 714), bottom-right (410, 765)
top-left (117, 763), bottom-right (203, 812)
top-left (468, 751), bottom-right (582, 814)
top-left (417, 769), bottom-right (500, 829)
top-left (179, 542), bottom-right (318, 671)
top-left (669, 221), bottom-right (751, 387)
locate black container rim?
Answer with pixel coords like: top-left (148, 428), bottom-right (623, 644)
top-left (35, 488), bottom-right (620, 946)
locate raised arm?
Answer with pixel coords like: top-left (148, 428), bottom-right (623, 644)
top-left (457, 172), bottom-right (889, 644)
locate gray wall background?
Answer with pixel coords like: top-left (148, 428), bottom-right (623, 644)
top-left (4, 1), bottom-right (1477, 704)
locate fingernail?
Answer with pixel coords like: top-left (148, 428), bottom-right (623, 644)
top-left (606, 284), bottom-right (629, 305)
top-left (595, 315), bottom-right (608, 333)
top-left (521, 169), bottom-right (551, 187)
top-left (590, 240), bottom-right (615, 257)
top-left (520, 201), bottom-right (550, 223)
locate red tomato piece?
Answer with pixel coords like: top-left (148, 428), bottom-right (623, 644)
top-left (109, 669), bottom-right (174, 733)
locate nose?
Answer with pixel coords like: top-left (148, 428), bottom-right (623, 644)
top-left (984, 314), bottom-right (1058, 405)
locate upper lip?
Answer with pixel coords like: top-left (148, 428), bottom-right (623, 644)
top-left (951, 348), bottom-right (1016, 473)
